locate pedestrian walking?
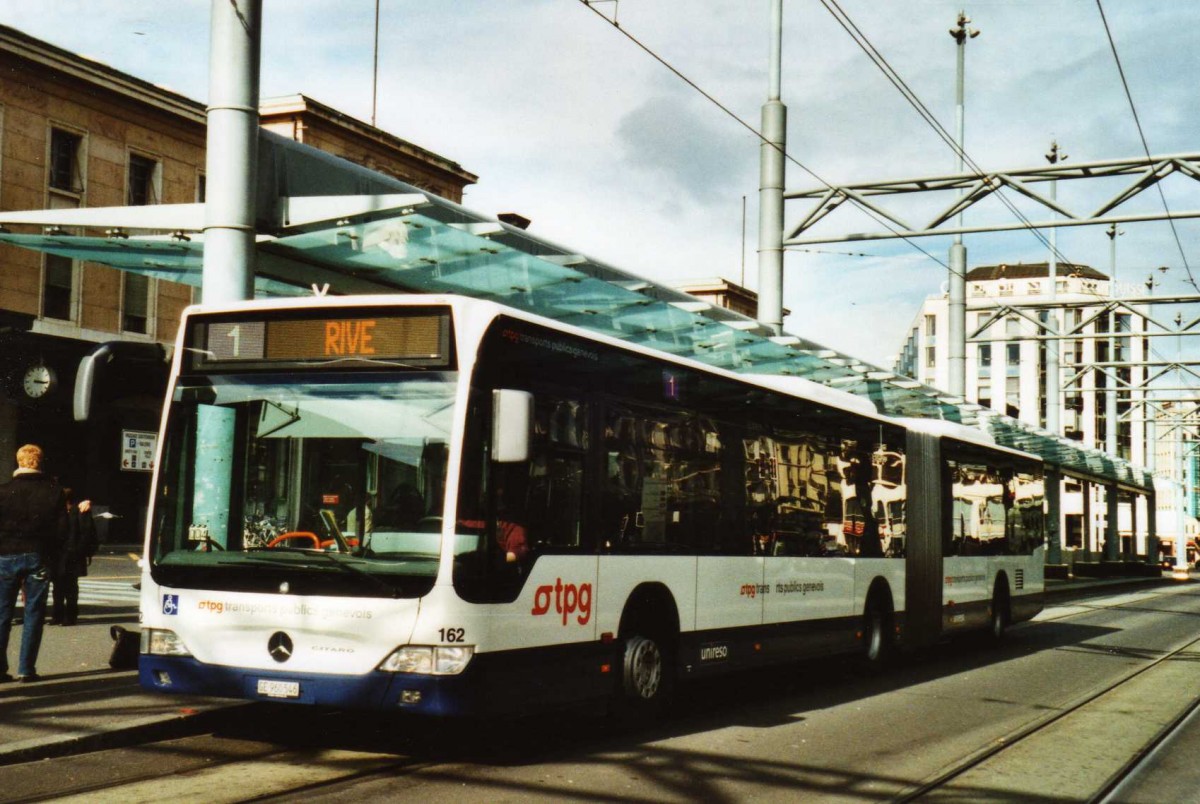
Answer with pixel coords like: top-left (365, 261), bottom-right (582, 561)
top-left (51, 490), bottom-right (96, 627)
top-left (0, 444), bottom-right (68, 682)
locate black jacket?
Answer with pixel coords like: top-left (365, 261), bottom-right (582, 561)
top-left (0, 472), bottom-right (68, 560)
top-left (57, 506), bottom-right (98, 577)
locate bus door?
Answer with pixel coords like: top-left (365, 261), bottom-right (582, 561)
top-left (456, 392), bottom-right (598, 651)
top-left (759, 434), bottom-right (857, 648)
top-left (944, 458), bottom-right (1004, 628)
top-left (696, 431), bottom-right (773, 635)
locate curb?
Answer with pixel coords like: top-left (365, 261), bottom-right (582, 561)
top-left (1043, 574), bottom-right (1180, 602)
top-left (0, 699), bottom-right (251, 767)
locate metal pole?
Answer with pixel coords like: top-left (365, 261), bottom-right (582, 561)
top-left (202, 0), bottom-right (260, 304)
top-left (1046, 469), bottom-right (1062, 565)
top-left (1146, 487), bottom-right (1158, 567)
top-left (947, 12), bottom-right (977, 397)
top-left (196, 0), bottom-right (261, 548)
top-left (1106, 223), bottom-right (1120, 455)
top-left (1176, 414), bottom-right (1189, 578)
top-left (1082, 479), bottom-right (1092, 559)
top-left (1105, 482), bottom-right (1120, 561)
top-left (757, 0), bottom-right (786, 334)
top-left (1045, 141), bottom-right (1064, 435)
top-left (372, 0), bottom-right (380, 127)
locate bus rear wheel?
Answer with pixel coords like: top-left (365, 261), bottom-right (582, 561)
top-left (989, 581), bottom-right (1010, 641)
top-left (862, 596), bottom-right (893, 664)
top-left (622, 634), bottom-right (665, 704)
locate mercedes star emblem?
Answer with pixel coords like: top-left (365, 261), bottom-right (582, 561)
top-left (268, 631), bottom-right (294, 663)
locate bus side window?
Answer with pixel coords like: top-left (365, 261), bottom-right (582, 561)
top-left (527, 397), bottom-right (588, 554)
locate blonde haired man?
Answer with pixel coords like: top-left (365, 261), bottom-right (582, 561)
top-left (0, 444), bottom-right (67, 682)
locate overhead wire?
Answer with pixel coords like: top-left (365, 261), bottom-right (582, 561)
top-left (574, 0), bottom-right (955, 274)
top-left (1094, 0), bottom-right (1198, 293)
top-left (574, 0), bottom-right (1193, 414)
top-left (816, 0), bottom-right (1080, 271)
top-left (814, 0), bottom-right (1197, 418)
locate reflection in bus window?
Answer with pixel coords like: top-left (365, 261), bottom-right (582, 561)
top-left (455, 393), bottom-right (589, 602)
top-left (742, 428), bottom-right (905, 558)
top-left (151, 375), bottom-right (456, 597)
top-left (603, 406), bottom-right (722, 554)
top-left (946, 460), bottom-right (1044, 556)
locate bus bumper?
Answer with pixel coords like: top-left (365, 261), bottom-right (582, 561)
top-left (138, 655), bottom-right (476, 716)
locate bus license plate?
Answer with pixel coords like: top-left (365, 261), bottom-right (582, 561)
top-left (257, 679), bottom-right (300, 699)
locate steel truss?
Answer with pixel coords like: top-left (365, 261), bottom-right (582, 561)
top-left (785, 153), bottom-right (1200, 244)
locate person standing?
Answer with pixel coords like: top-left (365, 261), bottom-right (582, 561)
top-left (51, 490), bottom-right (96, 627)
top-left (0, 445), bottom-right (67, 682)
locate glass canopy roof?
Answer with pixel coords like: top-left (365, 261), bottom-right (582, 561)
top-left (0, 189), bottom-right (1153, 492)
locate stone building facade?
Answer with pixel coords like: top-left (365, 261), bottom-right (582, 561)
top-left (0, 24), bottom-right (475, 541)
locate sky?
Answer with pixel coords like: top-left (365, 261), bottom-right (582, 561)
top-left (0, 0), bottom-right (1198, 368)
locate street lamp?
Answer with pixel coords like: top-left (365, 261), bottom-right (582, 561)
top-left (946, 11), bottom-right (979, 399)
top-left (1104, 222), bottom-right (1124, 456)
top-left (1043, 139), bottom-right (1067, 566)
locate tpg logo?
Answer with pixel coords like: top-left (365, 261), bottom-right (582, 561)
top-left (162, 594), bottom-right (179, 615)
top-left (531, 578), bottom-right (592, 625)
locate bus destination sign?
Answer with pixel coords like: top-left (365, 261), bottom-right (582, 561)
top-left (193, 311), bottom-right (450, 368)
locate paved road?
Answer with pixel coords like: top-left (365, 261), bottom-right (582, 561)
top-left (76, 579), bottom-right (140, 607)
top-left (3, 581), bottom-right (1199, 802)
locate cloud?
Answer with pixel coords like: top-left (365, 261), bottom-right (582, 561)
top-left (615, 93), bottom-right (756, 205)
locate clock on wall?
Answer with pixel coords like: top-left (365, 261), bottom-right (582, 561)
top-left (22, 364), bottom-right (56, 399)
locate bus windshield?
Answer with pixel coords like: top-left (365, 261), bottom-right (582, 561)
top-left (148, 372), bottom-right (457, 597)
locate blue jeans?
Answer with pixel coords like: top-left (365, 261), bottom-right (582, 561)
top-left (0, 553), bottom-right (50, 676)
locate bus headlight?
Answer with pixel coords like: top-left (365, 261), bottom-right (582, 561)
top-left (379, 645), bottom-right (474, 675)
top-left (141, 628), bottom-right (192, 657)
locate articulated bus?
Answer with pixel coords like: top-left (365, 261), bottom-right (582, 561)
top-left (138, 295), bottom-right (1045, 715)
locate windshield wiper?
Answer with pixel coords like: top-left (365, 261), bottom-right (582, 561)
top-left (230, 548), bottom-right (402, 598)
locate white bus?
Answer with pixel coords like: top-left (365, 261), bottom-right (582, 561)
top-left (138, 295), bottom-right (1045, 715)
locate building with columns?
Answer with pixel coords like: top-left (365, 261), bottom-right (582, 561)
top-left (894, 261), bottom-right (1176, 567)
top-left (0, 24), bottom-right (476, 542)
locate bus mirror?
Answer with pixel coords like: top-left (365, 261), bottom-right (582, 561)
top-left (492, 389), bottom-right (532, 463)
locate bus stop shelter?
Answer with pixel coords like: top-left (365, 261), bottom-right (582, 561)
top-left (0, 131), bottom-right (1157, 564)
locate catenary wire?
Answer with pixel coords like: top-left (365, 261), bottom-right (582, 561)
top-left (817, 0), bottom-right (1198, 410)
top-left (817, 0), bottom-right (1081, 271)
top-left (575, 0), bottom-right (1196, 412)
top-left (1094, 0), bottom-right (1198, 293)
top-left (574, 0), bottom-right (955, 275)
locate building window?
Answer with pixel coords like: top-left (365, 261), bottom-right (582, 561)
top-left (197, 173), bottom-right (206, 203)
top-left (122, 273), bottom-right (150, 334)
top-left (998, 282), bottom-right (1013, 296)
top-left (1007, 343), bottom-right (1020, 365)
top-left (1005, 316), bottom-right (1020, 337)
top-left (128, 153), bottom-right (160, 206)
top-left (977, 379), bottom-right (991, 409)
top-left (925, 315), bottom-right (937, 337)
top-left (978, 344), bottom-right (991, 373)
top-left (1006, 376), bottom-right (1020, 413)
top-left (925, 346), bottom-right (936, 369)
top-left (43, 254), bottom-right (73, 320)
top-left (1027, 281), bottom-right (1041, 295)
top-left (49, 129), bottom-right (82, 193)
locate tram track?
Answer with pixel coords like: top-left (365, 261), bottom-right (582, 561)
top-left (8, 708), bottom-right (435, 804)
top-left (8, 582), bottom-right (1196, 802)
top-left (895, 592), bottom-right (1200, 802)
top-left (1090, 683), bottom-right (1200, 803)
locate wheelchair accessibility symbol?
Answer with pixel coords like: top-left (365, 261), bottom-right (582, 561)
top-left (162, 594), bottom-right (180, 616)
